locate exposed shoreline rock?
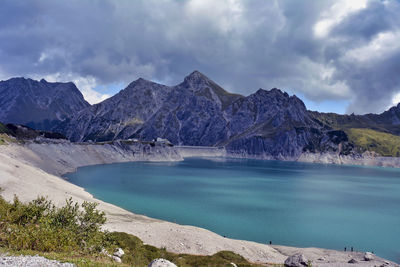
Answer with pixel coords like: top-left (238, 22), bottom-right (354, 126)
top-left (226, 150), bottom-right (400, 168)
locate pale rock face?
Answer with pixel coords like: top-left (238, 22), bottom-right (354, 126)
top-left (0, 78), bottom-right (90, 131)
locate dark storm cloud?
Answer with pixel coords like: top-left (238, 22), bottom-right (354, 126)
top-left (0, 0), bottom-right (399, 113)
top-left (327, 1), bottom-right (400, 113)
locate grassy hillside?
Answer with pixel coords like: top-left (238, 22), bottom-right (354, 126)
top-left (310, 111), bottom-right (400, 156)
top-left (345, 128), bottom-right (400, 157)
top-left (0, 123), bottom-right (13, 144)
top-left (311, 111), bottom-right (398, 133)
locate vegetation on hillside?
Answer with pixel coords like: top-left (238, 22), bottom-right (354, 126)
top-left (345, 128), bottom-right (400, 157)
top-left (0, 122), bottom-right (11, 134)
top-left (0, 122), bottom-right (66, 141)
top-left (0, 134), bottom-right (12, 145)
top-left (0, 193), bottom-right (267, 266)
top-left (310, 111), bottom-right (400, 136)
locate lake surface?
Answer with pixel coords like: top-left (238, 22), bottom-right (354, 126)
top-left (65, 158), bottom-right (400, 262)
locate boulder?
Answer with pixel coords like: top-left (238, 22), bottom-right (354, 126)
top-left (148, 258), bottom-right (177, 267)
top-left (348, 258), bottom-right (358, 263)
top-left (114, 248), bottom-right (125, 258)
top-left (284, 253), bottom-right (308, 267)
top-left (112, 256), bottom-right (122, 263)
top-left (364, 252), bottom-right (374, 261)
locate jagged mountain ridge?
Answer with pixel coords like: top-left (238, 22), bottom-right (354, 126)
top-left (1, 72), bottom-right (400, 158)
top-left (55, 71), bottom-right (364, 159)
top-left (0, 78), bottom-right (90, 130)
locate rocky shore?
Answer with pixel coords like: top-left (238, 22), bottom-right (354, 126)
top-left (298, 151), bottom-right (400, 168)
top-left (0, 141), bottom-right (398, 266)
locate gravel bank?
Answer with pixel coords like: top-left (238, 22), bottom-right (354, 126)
top-left (0, 255), bottom-right (74, 267)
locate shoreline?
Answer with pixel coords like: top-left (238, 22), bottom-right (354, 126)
top-left (0, 141), bottom-right (398, 266)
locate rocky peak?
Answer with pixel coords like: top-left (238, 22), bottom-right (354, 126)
top-left (185, 70), bottom-right (209, 81)
top-left (290, 94), bottom-right (307, 110)
top-left (254, 88), bottom-right (287, 97)
top-left (387, 102), bottom-right (400, 125)
top-left (125, 77), bottom-right (152, 88)
top-left (251, 88), bottom-right (292, 105)
top-left (181, 70), bottom-right (213, 91)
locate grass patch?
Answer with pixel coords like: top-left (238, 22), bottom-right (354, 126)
top-left (0, 133), bottom-right (16, 145)
top-left (0, 193), bottom-right (271, 266)
top-left (346, 128), bottom-right (400, 157)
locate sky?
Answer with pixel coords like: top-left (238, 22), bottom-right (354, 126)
top-left (0, 0), bottom-right (400, 114)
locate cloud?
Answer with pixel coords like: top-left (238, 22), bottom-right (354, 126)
top-left (313, 0), bottom-right (368, 38)
top-left (393, 91), bottom-right (400, 108)
top-left (0, 0), bottom-right (399, 113)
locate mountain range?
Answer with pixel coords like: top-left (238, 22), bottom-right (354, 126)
top-left (1, 71), bottom-right (400, 158)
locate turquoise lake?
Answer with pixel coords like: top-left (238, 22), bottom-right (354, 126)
top-left (64, 158), bottom-right (400, 262)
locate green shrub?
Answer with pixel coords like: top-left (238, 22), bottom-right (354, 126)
top-left (0, 195), bottom-right (108, 253)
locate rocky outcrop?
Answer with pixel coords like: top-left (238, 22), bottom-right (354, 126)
top-left (364, 252), bottom-right (374, 261)
top-left (0, 77), bottom-right (89, 131)
top-left (148, 258), bottom-right (177, 267)
top-left (284, 253), bottom-right (308, 267)
top-left (297, 151), bottom-right (400, 168)
top-left (114, 248), bottom-right (125, 258)
top-left (223, 89), bottom-right (320, 159)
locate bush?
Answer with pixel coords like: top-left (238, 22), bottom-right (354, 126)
top-left (0, 195), bottom-right (108, 253)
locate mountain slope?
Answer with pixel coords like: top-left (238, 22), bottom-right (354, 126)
top-left (222, 89), bottom-right (323, 158)
top-left (2, 72), bottom-right (399, 159)
top-left (310, 102), bottom-right (400, 135)
top-left (133, 71), bottom-right (243, 146)
top-left (0, 78), bottom-right (90, 130)
top-left (56, 78), bottom-right (172, 142)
